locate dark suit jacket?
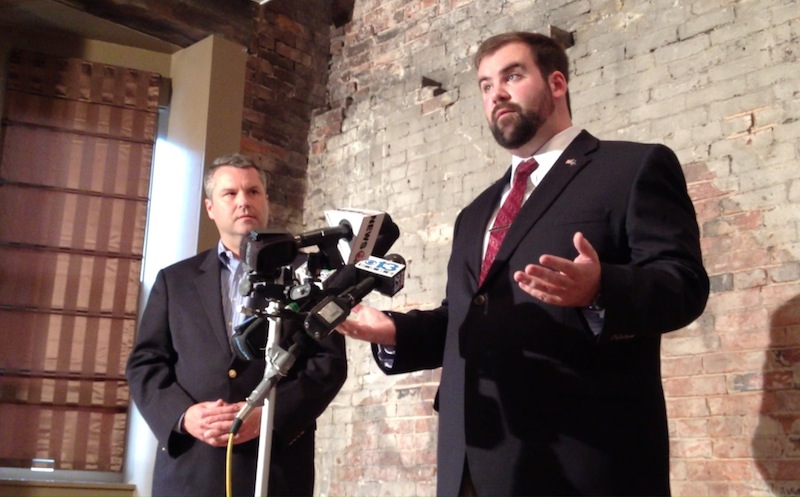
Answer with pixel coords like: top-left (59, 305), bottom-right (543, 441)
top-left (127, 248), bottom-right (347, 496)
top-left (375, 131), bottom-right (709, 496)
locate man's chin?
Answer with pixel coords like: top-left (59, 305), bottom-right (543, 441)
top-left (236, 220), bottom-right (264, 233)
top-left (491, 126), bottom-right (520, 147)
top-left (493, 112), bottom-right (518, 127)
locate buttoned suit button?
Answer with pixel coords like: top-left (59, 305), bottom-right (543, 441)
top-left (472, 294), bottom-right (486, 306)
top-left (228, 369), bottom-right (237, 379)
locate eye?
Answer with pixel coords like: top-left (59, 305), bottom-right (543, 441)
top-left (481, 82), bottom-right (492, 93)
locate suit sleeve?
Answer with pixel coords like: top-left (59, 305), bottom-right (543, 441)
top-left (599, 144), bottom-right (709, 337)
top-left (367, 304), bottom-right (449, 375)
top-left (364, 201), bottom-right (489, 375)
top-left (126, 269), bottom-right (195, 445)
top-left (367, 206), bottom-right (475, 375)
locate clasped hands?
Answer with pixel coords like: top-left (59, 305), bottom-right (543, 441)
top-left (182, 399), bottom-right (261, 447)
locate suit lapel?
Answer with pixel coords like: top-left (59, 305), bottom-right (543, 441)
top-left (465, 172), bottom-right (510, 284)
top-left (196, 249), bottom-right (234, 356)
top-left (480, 131), bottom-right (600, 287)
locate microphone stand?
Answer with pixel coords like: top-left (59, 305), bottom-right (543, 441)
top-left (254, 301), bottom-right (280, 497)
top-left (231, 260), bottom-right (333, 496)
top-left (232, 300), bottom-right (302, 497)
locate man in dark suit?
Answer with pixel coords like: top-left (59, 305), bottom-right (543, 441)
top-left (337, 32), bottom-right (709, 496)
top-left (127, 153), bottom-right (347, 496)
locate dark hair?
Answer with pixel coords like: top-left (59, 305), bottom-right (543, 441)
top-left (474, 32), bottom-right (571, 115)
top-left (474, 31), bottom-right (569, 83)
top-left (204, 153), bottom-right (269, 199)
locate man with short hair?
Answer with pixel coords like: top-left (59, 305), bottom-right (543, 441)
top-left (338, 32), bottom-right (709, 496)
top-left (127, 153), bottom-right (347, 496)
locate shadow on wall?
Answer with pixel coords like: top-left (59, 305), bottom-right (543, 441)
top-left (754, 294), bottom-right (800, 494)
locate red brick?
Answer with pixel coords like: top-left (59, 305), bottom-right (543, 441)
top-left (685, 459), bottom-right (760, 481)
top-left (672, 417), bottom-right (709, 437)
top-left (671, 481), bottom-right (711, 496)
top-left (694, 197), bottom-right (723, 223)
top-left (757, 459), bottom-right (800, 480)
top-left (718, 329), bottom-right (773, 352)
top-left (688, 180), bottom-right (727, 201)
top-left (702, 350), bottom-right (763, 374)
top-left (751, 436), bottom-right (784, 458)
top-left (715, 307), bottom-right (769, 335)
top-left (711, 437), bottom-right (754, 458)
top-left (663, 375), bottom-right (728, 397)
top-left (708, 416), bottom-right (746, 437)
top-left (761, 283), bottom-right (800, 304)
top-left (763, 370), bottom-right (794, 390)
top-left (662, 355), bottom-right (705, 377)
top-left (705, 287), bottom-right (762, 312)
top-left (707, 393), bottom-right (769, 415)
top-left (775, 390), bottom-right (800, 411)
top-left (667, 397), bottom-right (712, 418)
top-left (662, 334), bottom-right (721, 357)
top-left (670, 438), bottom-right (713, 458)
top-left (772, 302), bottom-right (800, 327)
top-left (683, 161), bottom-right (716, 183)
top-left (707, 481), bottom-right (774, 495)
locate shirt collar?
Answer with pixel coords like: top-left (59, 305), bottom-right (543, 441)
top-left (216, 240), bottom-right (238, 270)
top-left (511, 126), bottom-right (583, 186)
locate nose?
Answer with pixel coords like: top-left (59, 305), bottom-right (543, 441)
top-left (490, 82), bottom-right (510, 104)
top-left (235, 190), bottom-right (250, 209)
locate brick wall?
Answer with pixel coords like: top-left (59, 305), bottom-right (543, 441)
top-left (245, 0), bottom-right (800, 495)
top-left (241, 1), bottom-right (331, 233)
top-left (297, 0), bottom-right (800, 495)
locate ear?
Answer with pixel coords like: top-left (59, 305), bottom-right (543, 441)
top-left (204, 198), bottom-right (214, 220)
top-left (549, 71), bottom-right (568, 98)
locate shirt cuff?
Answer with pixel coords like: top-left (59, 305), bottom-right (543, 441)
top-left (375, 344), bottom-right (396, 369)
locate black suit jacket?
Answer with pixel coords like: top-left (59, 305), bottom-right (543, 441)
top-left (127, 248), bottom-right (347, 496)
top-left (376, 131), bottom-right (709, 496)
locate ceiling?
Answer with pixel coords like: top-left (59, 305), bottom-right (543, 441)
top-left (0, 0), bottom-right (182, 53)
top-left (1, 0), bottom-right (356, 54)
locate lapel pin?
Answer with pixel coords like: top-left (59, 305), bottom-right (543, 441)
top-left (565, 158), bottom-right (577, 167)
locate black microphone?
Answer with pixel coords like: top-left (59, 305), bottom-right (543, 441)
top-left (240, 229), bottom-right (298, 275)
top-left (371, 214), bottom-right (400, 257)
top-left (295, 221), bottom-right (353, 250)
top-left (304, 254), bottom-right (406, 341)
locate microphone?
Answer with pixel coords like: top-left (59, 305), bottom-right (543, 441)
top-left (353, 253), bottom-right (406, 296)
top-left (324, 209), bottom-right (399, 264)
top-left (371, 214), bottom-right (400, 258)
top-left (304, 254), bottom-right (405, 341)
top-left (240, 229), bottom-right (298, 275)
top-left (295, 222), bottom-right (353, 251)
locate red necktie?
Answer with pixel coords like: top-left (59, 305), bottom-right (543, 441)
top-left (479, 159), bottom-right (538, 285)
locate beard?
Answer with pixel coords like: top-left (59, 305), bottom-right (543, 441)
top-left (489, 91), bottom-right (555, 150)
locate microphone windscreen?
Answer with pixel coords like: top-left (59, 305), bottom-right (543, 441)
top-left (324, 209), bottom-right (398, 263)
top-left (372, 215), bottom-right (400, 257)
top-left (381, 253), bottom-right (405, 265)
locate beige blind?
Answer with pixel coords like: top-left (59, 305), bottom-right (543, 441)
top-left (0, 50), bottom-right (160, 472)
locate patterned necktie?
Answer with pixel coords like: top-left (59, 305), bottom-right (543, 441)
top-left (479, 159), bottom-right (538, 285)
